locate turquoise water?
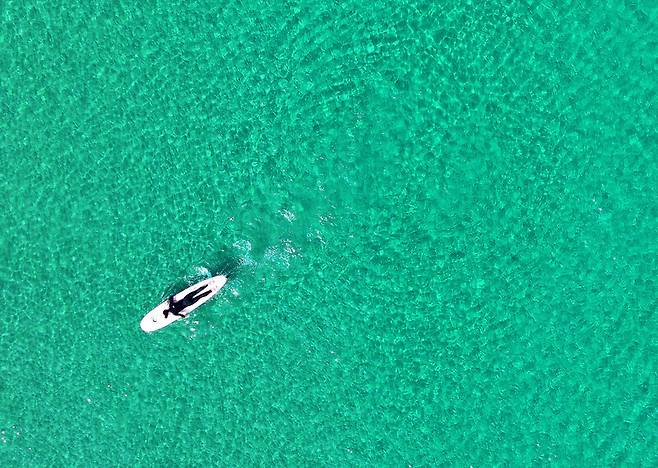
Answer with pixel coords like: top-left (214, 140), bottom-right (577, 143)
top-left (1, 0), bottom-right (656, 465)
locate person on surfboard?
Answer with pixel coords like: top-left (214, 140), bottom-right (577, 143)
top-left (163, 285), bottom-right (212, 319)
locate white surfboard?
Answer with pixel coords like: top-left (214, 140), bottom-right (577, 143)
top-left (140, 275), bottom-right (227, 333)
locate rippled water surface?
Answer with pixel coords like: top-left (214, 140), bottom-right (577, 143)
top-left (1, 1), bottom-right (656, 465)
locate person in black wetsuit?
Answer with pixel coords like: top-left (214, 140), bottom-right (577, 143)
top-left (163, 285), bottom-right (213, 319)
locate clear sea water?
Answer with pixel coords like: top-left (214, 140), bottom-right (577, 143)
top-left (1, 0), bottom-right (656, 465)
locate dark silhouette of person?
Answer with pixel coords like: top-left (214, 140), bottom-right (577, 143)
top-left (163, 285), bottom-right (212, 319)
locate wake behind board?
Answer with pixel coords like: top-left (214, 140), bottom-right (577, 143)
top-left (140, 275), bottom-right (227, 333)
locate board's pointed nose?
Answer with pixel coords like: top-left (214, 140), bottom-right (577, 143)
top-left (213, 275), bottom-right (228, 287)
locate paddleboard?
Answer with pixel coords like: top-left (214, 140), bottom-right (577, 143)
top-left (140, 275), bottom-right (227, 333)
